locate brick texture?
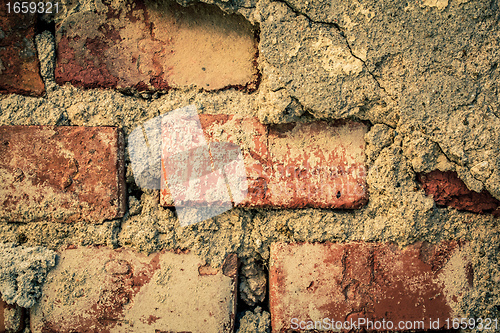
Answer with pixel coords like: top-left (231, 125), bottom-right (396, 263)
top-left (0, 296), bottom-right (24, 333)
top-left (0, 9), bottom-right (44, 96)
top-left (30, 247), bottom-right (238, 333)
top-left (55, 0), bottom-right (258, 91)
top-left (267, 121), bottom-right (367, 208)
top-left (161, 117), bottom-right (368, 209)
top-left (0, 298), bottom-right (4, 333)
top-left (270, 242), bottom-right (471, 332)
top-left (418, 170), bottom-right (500, 216)
top-left (0, 126), bottom-right (126, 223)
top-left (161, 115), bottom-right (271, 207)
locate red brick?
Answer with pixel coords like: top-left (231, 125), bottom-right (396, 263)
top-left (0, 9), bottom-right (44, 96)
top-left (55, 0), bottom-right (258, 91)
top-left (0, 298), bottom-right (4, 333)
top-left (160, 112), bottom-right (232, 209)
top-left (30, 247), bottom-right (238, 333)
top-left (161, 118), bottom-right (368, 209)
top-left (199, 115), bottom-right (271, 207)
top-left (160, 115), bottom-right (270, 208)
top-left (270, 242), bottom-right (471, 332)
top-left (267, 120), bottom-right (368, 208)
top-left (0, 126), bottom-right (126, 223)
top-left (418, 170), bottom-right (500, 215)
top-left (0, 296), bottom-right (24, 333)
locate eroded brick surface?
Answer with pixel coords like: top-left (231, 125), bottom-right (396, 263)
top-left (160, 115), bottom-right (270, 207)
top-left (0, 295), bottom-right (24, 333)
top-left (161, 117), bottom-right (368, 209)
top-left (267, 121), bottom-right (368, 208)
top-left (0, 126), bottom-right (125, 223)
top-left (0, 298), bottom-right (5, 333)
top-left (30, 247), bottom-right (237, 333)
top-left (0, 9), bottom-right (44, 96)
top-left (418, 170), bottom-right (500, 215)
top-left (55, 0), bottom-right (258, 91)
top-left (270, 242), bottom-right (471, 332)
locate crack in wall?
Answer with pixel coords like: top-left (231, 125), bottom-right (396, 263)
top-left (277, 0), bottom-right (395, 101)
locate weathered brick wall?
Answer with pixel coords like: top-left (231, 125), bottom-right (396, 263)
top-left (1, 0), bottom-right (499, 332)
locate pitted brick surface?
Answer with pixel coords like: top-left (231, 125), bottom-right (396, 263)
top-left (0, 298), bottom-right (5, 332)
top-left (30, 247), bottom-right (237, 333)
top-left (0, 9), bottom-right (44, 96)
top-left (161, 117), bottom-right (368, 209)
top-left (270, 242), bottom-right (471, 332)
top-left (267, 120), bottom-right (368, 208)
top-left (55, 0), bottom-right (258, 91)
top-left (0, 126), bottom-right (125, 223)
top-left (0, 295), bottom-right (24, 333)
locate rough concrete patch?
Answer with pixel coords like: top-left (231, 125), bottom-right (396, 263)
top-left (0, 243), bottom-right (56, 308)
top-left (364, 123), bottom-right (395, 166)
top-left (3, 303), bottom-right (24, 332)
top-left (0, 219), bottom-right (120, 251)
top-left (257, 0), bottom-right (392, 123)
top-left (239, 257), bottom-right (266, 306)
top-left (257, 83), bottom-right (305, 124)
top-left (34, 31), bottom-right (58, 94)
top-left (237, 306), bottom-right (271, 333)
top-left (402, 131), bottom-right (453, 174)
top-left (281, 0), bottom-right (500, 201)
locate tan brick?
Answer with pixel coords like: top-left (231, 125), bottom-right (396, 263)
top-left (0, 126), bottom-right (126, 223)
top-left (55, 0), bottom-right (258, 91)
top-left (30, 247), bottom-right (238, 333)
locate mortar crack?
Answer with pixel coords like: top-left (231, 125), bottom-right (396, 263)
top-left (277, 0), bottom-right (395, 101)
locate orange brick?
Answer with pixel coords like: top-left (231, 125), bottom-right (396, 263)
top-left (418, 170), bottom-right (500, 216)
top-left (160, 117), bottom-right (369, 210)
top-left (267, 121), bottom-right (368, 208)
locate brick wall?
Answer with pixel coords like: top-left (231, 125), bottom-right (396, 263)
top-left (1, 0), bottom-right (500, 332)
